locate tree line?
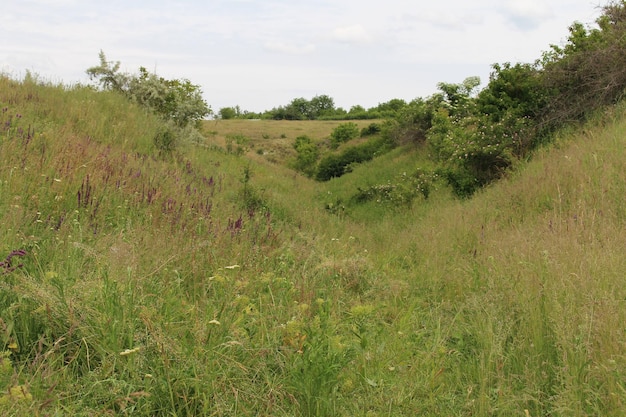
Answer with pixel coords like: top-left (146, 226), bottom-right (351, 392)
top-left (218, 96), bottom-right (408, 121)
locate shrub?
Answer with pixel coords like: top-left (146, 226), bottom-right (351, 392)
top-left (329, 122), bottom-right (359, 149)
top-left (316, 137), bottom-right (393, 181)
top-left (427, 109), bottom-right (518, 196)
top-left (87, 51), bottom-right (211, 128)
top-left (352, 169), bottom-right (436, 207)
top-left (292, 135), bottom-right (320, 177)
top-left (360, 123), bottom-right (381, 137)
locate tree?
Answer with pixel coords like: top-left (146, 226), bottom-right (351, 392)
top-left (86, 50), bottom-right (129, 92)
top-left (287, 97), bottom-right (312, 120)
top-left (436, 76), bottom-right (480, 118)
top-left (309, 95), bottom-right (335, 119)
top-left (540, 2), bottom-right (626, 127)
top-left (219, 107), bottom-right (237, 120)
top-left (86, 51), bottom-right (211, 128)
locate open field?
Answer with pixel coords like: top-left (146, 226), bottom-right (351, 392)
top-left (1, 76), bottom-right (626, 416)
top-left (201, 118), bottom-right (378, 164)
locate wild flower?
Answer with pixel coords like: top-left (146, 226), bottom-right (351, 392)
top-left (120, 347), bottom-right (141, 356)
top-left (0, 249), bottom-right (27, 274)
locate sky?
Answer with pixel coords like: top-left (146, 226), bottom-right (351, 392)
top-left (1, 0), bottom-right (602, 113)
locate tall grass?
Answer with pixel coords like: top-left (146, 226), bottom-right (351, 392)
top-left (1, 74), bottom-right (626, 416)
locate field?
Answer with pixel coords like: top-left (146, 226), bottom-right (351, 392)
top-left (1, 76), bottom-right (626, 416)
top-left (201, 118), bottom-right (378, 164)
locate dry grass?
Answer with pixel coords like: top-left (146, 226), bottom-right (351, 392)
top-left (201, 118), bottom-right (378, 164)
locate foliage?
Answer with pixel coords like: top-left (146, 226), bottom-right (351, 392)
top-left (352, 169), bottom-right (437, 207)
top-left (541, 2), bottom-right (626, 127)
top-left (268, 95), bottom-right (336, 120)
top-left (286, 299), bottom-right (354, 417)
top-left (329, 122), bottom-right (360, 149)
top-left (390, 96), bottom-right (443, 144)
top-left (293, 135), bottom-right (320, 177)
top-left (218, 106), bottom-right (237, 119)
top-left (476, 62), bottom-right (549, 153)
top-left (261, 95), bottom-right (408, 121)
top-left (87, 51), bottom-right (211, 128)
top-left (359, 122), bottom-right (381, 137)
top-left (437, 76), bottom-right (481, 118)
top-left (218, 105), bottom-right (243, 120)
top-left (316, 137), bottom-right (393, 181)
top-left (427, 108), bottom-right (521, 196)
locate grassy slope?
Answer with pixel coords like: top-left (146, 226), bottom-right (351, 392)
top-left (1, 76), bottom-right (626, 416)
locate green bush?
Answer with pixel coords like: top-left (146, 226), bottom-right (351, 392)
top-left (427, 109), bottom-right (518, 196)
top-left (293, 135), bottom-right (320, 177)
top-left (352, 169), bottom-right (436, 207)
top-left (329, 122), bottom-right (359, 149)
top-left (316, 137), bottom-right (393, 181)
top-left (360, 122), bottom-right (381, 137)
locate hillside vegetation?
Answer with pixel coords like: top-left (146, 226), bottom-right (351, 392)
top-left (2, 3), bottom-right (626, 416)
top-left (2, 70), bottom-right (626, 416)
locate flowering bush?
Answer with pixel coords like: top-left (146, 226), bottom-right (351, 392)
top-left (427, 107), bottom-right (530, 196)
top-left (352, 169), bottom-right (437, 207)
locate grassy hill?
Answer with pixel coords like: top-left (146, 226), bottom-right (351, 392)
top-left (1, 75), bottom-right (626, 416)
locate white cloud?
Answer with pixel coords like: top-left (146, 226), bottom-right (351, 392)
top-left (331, 24), bottom-right (371, 43)
top-left (264, 42), bottom-right (316, 55)
top-left (405, 10), bottom-right (485, 31)
top-left (503, 0), bottom-right (554, 30)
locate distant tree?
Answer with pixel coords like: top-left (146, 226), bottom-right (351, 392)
top-left (375, 98), bottom-right (407, 117)
top-left (309, 94), bottom-right (335, 118)
top-left (346, 105), bottom-right (369, 119)
top-left (219, 107), bottom-right (238, 119)
top-left (286, 97), bottom-right (311, 120)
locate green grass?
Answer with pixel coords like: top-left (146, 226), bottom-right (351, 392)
top-left (1, 74), bottom-right (626, 416)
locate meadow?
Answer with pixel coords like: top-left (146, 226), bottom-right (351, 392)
top-left (201, 118), bottom-right (377, 164)
top-left (1, 75), bottom-right (626, 416)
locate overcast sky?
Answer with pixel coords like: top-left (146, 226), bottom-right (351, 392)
top-left (1, 0), bottom-right (601, 113)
